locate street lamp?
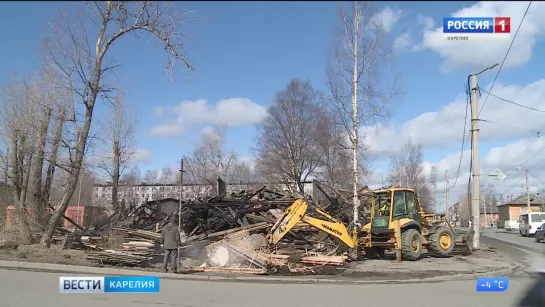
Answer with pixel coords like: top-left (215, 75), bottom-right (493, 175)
top-left (473, 63), bottom-right (499, 76)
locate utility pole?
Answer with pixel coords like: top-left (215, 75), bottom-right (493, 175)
top-left (177, 159), bottom-right (185, 272)
top-left (470, 73), bottom-right (481, 249)
top-left (445, 170), bottom-right (449, 215)
top-left (483, 192), bottom-right (487, 228)
top-left (526, 169), bottom-right (530, 212)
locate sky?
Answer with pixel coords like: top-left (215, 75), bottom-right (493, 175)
top-left (1, 1), bottom-right (545, 211)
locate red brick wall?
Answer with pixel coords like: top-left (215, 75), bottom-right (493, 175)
top-left (5, 205), bottom-right (105, 227)
top-left (480, 213), bottom-right (498, 227)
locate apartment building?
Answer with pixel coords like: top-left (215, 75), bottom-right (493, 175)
top-left (92, 181), bottom-right (316, 206)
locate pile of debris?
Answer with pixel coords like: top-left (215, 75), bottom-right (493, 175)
top-left (56, 180), bottom-right (375, 272)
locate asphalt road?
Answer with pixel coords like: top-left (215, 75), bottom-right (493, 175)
top-left (1, 232), bottom-right (541, 307)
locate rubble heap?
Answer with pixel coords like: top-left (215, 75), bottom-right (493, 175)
top-left (55, 181), bottom-right (375, 273)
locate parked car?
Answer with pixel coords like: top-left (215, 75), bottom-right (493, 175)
top-left (535, 223), bottom-right (545, 242)
top-left (520, 212), bottom-right (545, 236)
top-left (505, 220), bottom-right (520, 231)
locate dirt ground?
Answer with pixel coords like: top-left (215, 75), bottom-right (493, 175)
top-left (343, 246), bottom-right (513, 280)
top-left (0, 240), bottom-right (513, 280)
top-left (0, 243), bottom-right (95, 267)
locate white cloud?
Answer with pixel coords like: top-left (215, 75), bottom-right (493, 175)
top-left (130, 148), bottom-right (152, 165)
top-left (363, 79), bottom-right (545, 157)
top-left (154, 107), bottom-right (163, 116)
top-left (372, 7), bottom-right (402, 33)
top-left (87, 148), bottom-right (152, 169)
top-left (394, 32), bottom-right (412, 50)
top-left (200, 126), bottom-right (214, 137)
top-left (149, 98), bottom-right (268, 137)
top-left (417, 14), bottom-right (435, 31)
top-left (149, 122), bottom-right (185, 137)
top-left (419, 1), bottom-right (545, 71)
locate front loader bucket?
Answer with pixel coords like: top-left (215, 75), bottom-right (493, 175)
top-left (453, 230), bottom-right (474, 255)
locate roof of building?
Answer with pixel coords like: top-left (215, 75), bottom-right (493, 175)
top-left (144, 198), bottom-right (180, 204)
top-left (497, 194), bottom-right (545, 207)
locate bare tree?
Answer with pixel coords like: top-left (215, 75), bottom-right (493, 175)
top-left (314, 108), bottom-right (353, 189)
top-left (254, 79), bottom-right (322, 193)
top-left (228, 160), bottom-right (254, 184)
top-left (160, 167), bottom-right (174, 184)
top-left (121, 166), bottom-right (141, 185)
top-left (39, 1), bottom-right (193, 246)
top-left (0, 76), bottom-right (43, 243)
top-left (184, 125), bottom-right (236, 186)
top-left (143, 169), bottom-right (159, 184)
top-left (428, 165), bottom-right (437, 211)
top-left (387, 140), bottom-right (433, 212)
top-left (326, 1), bottom-right (401, 223)
top-left (95, 95), bottom-right (137, 209)
top-left (0, 148), bottom-right (8, 185)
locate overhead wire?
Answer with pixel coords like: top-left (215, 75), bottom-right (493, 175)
top-left (494, 142), bottom-right (545, 200)
top-left (478, 1), bottom-right (532, 117)
top-left (528, 171), bottom-right (545, 185)
top-left (480, 88), bottom-right (545, 113)
top-left (478, 2), bottom-right (507, 76)
top-left (478, 119), bottom-right (542, 136)
top-left (449, 80), bottom-right (471, 189)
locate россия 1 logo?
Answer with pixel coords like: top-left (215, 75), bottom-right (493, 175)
top-left (442, 17), bottom-right (511, 42)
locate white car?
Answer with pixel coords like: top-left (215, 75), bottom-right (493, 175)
top-left (505, 220), bottom-right (520, 231)
top-left (519, 212), bottom-right (545, 236)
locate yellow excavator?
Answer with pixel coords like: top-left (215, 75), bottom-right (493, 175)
top-left (267, 186), bottom-right (472, 261)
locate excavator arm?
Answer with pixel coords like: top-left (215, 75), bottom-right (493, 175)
top-left (267, 199), bottom-right (358, 248)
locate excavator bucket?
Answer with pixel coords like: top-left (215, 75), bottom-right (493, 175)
top-left (453, 230), bottom-right (474, 255)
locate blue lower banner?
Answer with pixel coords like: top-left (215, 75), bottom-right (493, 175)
top-left (59, 276), bottom-right (160, 293)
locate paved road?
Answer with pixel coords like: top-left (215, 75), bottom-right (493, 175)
top-left (481, 228), bottom-right (545, 252)
top-left (0, 268), bottom-right (536, 306)
top-left (1, 232), bottom-right (541, 307)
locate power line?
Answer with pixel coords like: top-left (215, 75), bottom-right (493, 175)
top-left (479, 2), bottom-right (507, 71)
top-left (480, 88), bottom-right (545, 113)
top-left (527, 155), bottom-right (545, 170)
top-left (528, 171), bottom-right (545, 185)
top-left (495, 142), bottom-right (545, 199)
top-left (478, 1), bottom-right (532, 117)
top-left (478, 118), bottom-right (542, 136)
top-left (450, 83), bottom-right (471, 189)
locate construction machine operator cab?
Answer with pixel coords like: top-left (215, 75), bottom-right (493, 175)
top-left (372, 192), bottom-right (391, 228)
top-left (371, 188), bottom-right (421, 228)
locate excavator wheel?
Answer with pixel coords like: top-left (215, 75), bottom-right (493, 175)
top-left (428, 226), bottom-right (455, 257)
top-left (363, 247), bottom-right (385, 259)
top-left (401, 228), bottom-right (422, 261)
top-left (429, 226), bottom-right (455, 257)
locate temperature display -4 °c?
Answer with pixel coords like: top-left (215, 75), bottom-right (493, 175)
top-left (476, 277), bottom-right (509, 292)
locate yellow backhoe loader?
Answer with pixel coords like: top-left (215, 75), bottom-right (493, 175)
top-left (267, 187), bottom-right (472, 261)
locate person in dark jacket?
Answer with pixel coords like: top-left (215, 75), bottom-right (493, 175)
top-left (161, 217), bottom-right (181, 273)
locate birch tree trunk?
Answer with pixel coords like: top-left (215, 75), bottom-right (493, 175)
top-left (351, 1), bottom-right (360, 223)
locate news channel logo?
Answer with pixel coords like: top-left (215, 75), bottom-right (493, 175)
top-left (442, 17), bottom-right (511, 42)
top-left (476, 277), bottom-right (509, 292)
top-left (59, 276), bottom-right (160, 293)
